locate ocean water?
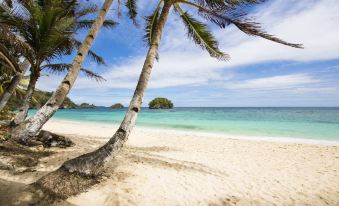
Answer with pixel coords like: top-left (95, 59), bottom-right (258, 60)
top-left (29, 107), bottom-right (339, 141)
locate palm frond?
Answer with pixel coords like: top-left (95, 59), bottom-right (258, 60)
top-left (0, 27), bottom-right (34, 57)
top-left (76, 19), bottom-right (118, 30)
top-left (42, 63), bottom-right (105, 82)
top-left (193, 0), bottom-right (262, 10)
top-left (0, 2), bottom-right (29, 28)
top-left (0, 43), bottom-right (20, 72)
top-left (41, 63), bottom-right (71, 74)
top-left (175, 4), bottom-right (229, 61)
top-left (80, 68), bottom-right (106, 82)
top-left (180, 1), bottom-right (303, 49)
top-left (125, 0), bottom-right (138, 25)
top-left (197, 8), bottom-right (303, 48)
top-left (143, 0), bottom-right (162, 46)
top-left (228, 18), bottom-right (303, 48)
top-left (72, 39), bottom-right (106, 65)
top-left (75, 4), bottom-right (98, 18)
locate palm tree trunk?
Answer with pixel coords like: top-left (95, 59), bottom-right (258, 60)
top-left (0, 59), bottom-right (30, 112)
top-left (12, 70), bottom-right (39, 125)
top-left (11, 0), bottom-right (114, 144)
top-left (60, 0), bottom-right (173, 176)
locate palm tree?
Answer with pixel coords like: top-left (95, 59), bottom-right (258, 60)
top-left (22, 0), bottom-right (303, 175)
top-left (0, 23), bottom-right (31, 111)
top-left (0, 0), bottom-right (116, 123)
top-left (12, 0), bottom-right (118, 143)
top-left (0, 59), bottom-right (30, 111)
top-left (0, 38), bottom-right (26, 111)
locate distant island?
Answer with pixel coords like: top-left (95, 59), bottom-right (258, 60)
top-left (79, 103), bottom-right (96, 108)
top-left (149, 97), bottom-right (173, 109)
top-left (110, 103), bottom-right (124, 109)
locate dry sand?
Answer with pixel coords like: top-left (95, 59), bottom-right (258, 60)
top-left (1, 119), bottom-right (339, 205)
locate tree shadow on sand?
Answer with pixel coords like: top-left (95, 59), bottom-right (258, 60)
top-left (125, 146), bottom-right (227, 177)
top-left (0, 144), bottom-right (227, 205)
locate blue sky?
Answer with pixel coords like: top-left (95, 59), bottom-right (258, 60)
top-left (37, 0), bottom-right (339, 107)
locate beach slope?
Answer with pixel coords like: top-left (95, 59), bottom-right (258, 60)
top-left (0, 119), bottom-right (338, 205)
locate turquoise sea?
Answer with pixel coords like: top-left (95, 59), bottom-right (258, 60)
top-left (29, 107), bottom-right (339, 141)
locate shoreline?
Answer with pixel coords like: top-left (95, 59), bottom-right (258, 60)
top-left (45, 118), bottom-right (339, 146)
top-left (1, 118), bottom-right (339, 205)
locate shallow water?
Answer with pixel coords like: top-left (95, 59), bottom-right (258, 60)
top-left (29, 107), bottom-right (339, 141)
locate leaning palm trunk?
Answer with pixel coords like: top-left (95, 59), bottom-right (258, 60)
top-left (12, 71), bottom-right (39, 124)
top-left (11, 0), bottom-right (114, 143)
top-left (0, 59), bottom-right (30, 112)
top-left (59, 0), bottom-right (173, 176)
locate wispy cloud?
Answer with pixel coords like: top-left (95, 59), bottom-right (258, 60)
top-left (36, 0), bottom-right (339, 106)
top-left (70, 0), bottom-right (339, 90)
top-left (224, 73), bottom-right (319, 90)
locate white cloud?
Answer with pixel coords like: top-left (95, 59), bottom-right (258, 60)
top-left (70, 0), bottom-right (339, 90)
top-left (223, 0), bottom-right (339, 66)
top-left (35, 0), bottom-right (339, 106)
top-left (224, 74), bottom-right (319, 90)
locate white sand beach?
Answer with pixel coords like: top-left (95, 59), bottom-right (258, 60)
top-left (1, 119), bottom-right (339, 205)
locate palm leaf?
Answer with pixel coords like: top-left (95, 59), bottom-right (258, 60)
top-left (143, 0), bottom-right (162, 46)
top-left (0, 43), bottom-right (21, 72)
top-left (0, 27), bottom-right (34, 58)
top-left (41, 63), bottom-right (106, 82)
top-left (202, 10), bottom-right (303, 48)
top-left (76, 19), bottom-right (118, 30)
top-left (125, 0), bottom-right (138, 25)
top-left (175, 4), bottom-right (229, 61)
top-left (181, 1), bottom-right (303, 49)
top-left (72, 39), bottom-right (106, 65)
top-left (76, 4), bottom-right (98, 18)
top-left (193, 0), bottom-right (262, 10)
top-left (80, 68), bottom-right (106, 82)
top-left (41, 63), bottom-right (71, 73)
top-left (31, 96), bottom-right (39, 105)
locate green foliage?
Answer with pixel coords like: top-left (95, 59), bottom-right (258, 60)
top-left (141, 0), bottom-right (302, 62)
top-left (143, 1), bottom-right (162, 46)
top-left (79, 103), bottom-right (96, 108)
top-left (149, 97), bottom-right (173, 109)
top-left (5, 89), bottom-right (77, 111)
top-left (125, 0), bottom-right (138, 24)
top-left (176, 5), bottom-right (229, 60)
top-left (179, 0), bottom-right (303, 49)
top-left (0, 0), bottom-right (116, 77)
top-left (41, 63), bottom-right (106, 82)
top-left (0, 106), bottom-right (15, 121)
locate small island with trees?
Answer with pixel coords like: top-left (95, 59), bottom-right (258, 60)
top-left (110, 103), bottom-right (124, 109)
top-left (79, 103), bottom-right (96, 108)
top-left (148, 97), bottom-right (173, 109)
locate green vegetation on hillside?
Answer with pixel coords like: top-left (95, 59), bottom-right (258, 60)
top-left (6, 90), bottom-right (77, 111)
top-left (149, 97), bottom-right (173, 109)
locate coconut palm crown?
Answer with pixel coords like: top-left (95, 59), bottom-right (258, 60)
top-left (143, 0), bottom-right (302, 60)
top-left (0, 0), bottom-right (116, 121)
